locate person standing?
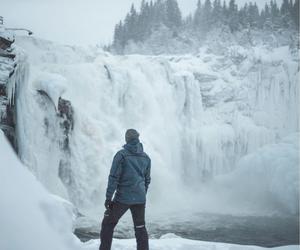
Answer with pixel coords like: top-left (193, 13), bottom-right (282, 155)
top-left (99, 129), bottom-right (151, 250)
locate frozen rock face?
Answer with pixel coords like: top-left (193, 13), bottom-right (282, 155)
top-left (0, 24), bottom-right (74, 201)
top-left (0, 26), bottom-right (26, 152)
top-left (12, 36), bottom-right (299, 216)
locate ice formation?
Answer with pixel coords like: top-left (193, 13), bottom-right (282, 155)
top-left (9, 35), bottom-right (299, 220)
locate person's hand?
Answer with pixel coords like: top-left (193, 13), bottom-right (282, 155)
top-left (104, 199), bottom-right (113, 210)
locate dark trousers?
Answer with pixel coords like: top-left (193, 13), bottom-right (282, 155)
top-left (99, 202), bottom-right (149, 250)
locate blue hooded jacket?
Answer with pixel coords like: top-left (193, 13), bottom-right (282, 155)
top-left (105, 138), bottom-right (151, 204)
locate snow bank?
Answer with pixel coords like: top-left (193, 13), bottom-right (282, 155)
top-left (83, 238), bottom-right (299, 250)
top-left (0, 131), bottom-right (81, 250)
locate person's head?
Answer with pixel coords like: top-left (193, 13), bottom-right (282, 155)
top-left (125, 129), bottom-right (139, 143)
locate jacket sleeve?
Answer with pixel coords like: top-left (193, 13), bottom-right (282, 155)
top-left (106, 152), bottom-right (123, 200)
top-left (145, 158), bottom-right (151, 192)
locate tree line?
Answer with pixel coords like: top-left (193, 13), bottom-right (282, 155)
top-left (112, 0), bottom-right (299, 51)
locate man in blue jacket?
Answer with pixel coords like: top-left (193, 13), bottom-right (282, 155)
top-left (99, 129), bottom-right (151, 250)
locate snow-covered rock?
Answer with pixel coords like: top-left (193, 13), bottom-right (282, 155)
top-left (33, 72), bottom-right (68, 109)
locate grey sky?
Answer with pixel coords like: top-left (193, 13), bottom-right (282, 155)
top-left (1, 0), bottom-right (281, 46)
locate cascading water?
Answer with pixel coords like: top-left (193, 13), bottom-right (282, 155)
top-left (12, 36), bottom-right (299, 223)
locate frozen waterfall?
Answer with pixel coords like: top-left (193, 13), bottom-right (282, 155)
top-left (12, 36), bottom-right (299, 218)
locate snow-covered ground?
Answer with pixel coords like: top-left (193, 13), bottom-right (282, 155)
top-left (0, 131), bottom-right (81, 250)
top-left (84, 237), bottom-right (299, 250)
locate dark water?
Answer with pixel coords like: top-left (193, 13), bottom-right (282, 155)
top-left (74, 213), bottom-right (299, 247)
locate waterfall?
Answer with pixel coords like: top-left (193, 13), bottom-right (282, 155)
top-left (12, 36), bottom-right (299, 216)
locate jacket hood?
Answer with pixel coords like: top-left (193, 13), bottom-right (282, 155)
top-left (123, 138), bottom-right (144, 154)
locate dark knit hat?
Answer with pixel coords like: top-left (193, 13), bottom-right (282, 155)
top-left (125, 129), bottom-right (139, 143)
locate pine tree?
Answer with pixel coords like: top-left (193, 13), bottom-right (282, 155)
top-left (239, 3), bottom-right (248, 28)
top-left (268, 0), bottom-right (281, 29)
top-left (264, 3), bottom-right (271, 19)
top-left (228, 0), bottom-right (239, 31)
top-left (202, 0), bottom-right (212, 32)
top-left (165, 0), bottom-right (182, 28)
top-left (281, 0), bottom-right (290, 15)
top-left (141, 0), bottom-right (146, 11)
top-left (261, 3), bottom-right (272, 29)
top-left (289, 0), bottom-right (293, 11)
top-left (270, 0), bottom-right (280, 20)
top-left (139, 0), bottom-right (152, 41)
top-left (113, 21), bottom-right (121, 46)
top-left (248, 2), bottom-right (260, 27)
top-left (153, 0), bottom-right (167, 27)
top-left (222, 1), bottom-right (228, 22)
top-left (280, 0), bottom-right (293, 28)
top-left (113, 21), bottom-right (126, 51)
top-left (291, 0), bottom-right (299, 28)
top-left (120, 4), bottom-right (138, 45)
top-left (260, 9), bottom-right (266, 28)
top-left (212, 0), bottom-right (223, 25)
top-left (194, 0), bottom-right (203, 27)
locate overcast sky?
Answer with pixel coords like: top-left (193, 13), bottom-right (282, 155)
top-left (1, 0), bottom-right (281, 46)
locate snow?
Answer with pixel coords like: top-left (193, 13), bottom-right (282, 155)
top-left (0, 25), bottom-right (15, 43)
top-left (82, 238), bottom-right (299, 250)
top-left (11, 35), bottom-right (299, 220)
top-left (0, 131), bottom-right (81, 250)
top-left (33, 72), bottom-right (67, 109)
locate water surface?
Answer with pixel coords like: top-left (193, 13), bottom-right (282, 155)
top-left (74, 213), bottom-right (299, 247)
